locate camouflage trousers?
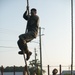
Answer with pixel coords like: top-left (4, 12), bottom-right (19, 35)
top-left (17, 31), bottom-right (35, 53)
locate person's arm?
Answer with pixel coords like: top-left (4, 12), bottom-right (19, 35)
top-left (23, 11), bottom-right (29, 20)
top-left (23, 6), bottom-right (30, 20)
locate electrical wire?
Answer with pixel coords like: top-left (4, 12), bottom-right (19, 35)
top-left (0, 46), bottom-right (17, 48)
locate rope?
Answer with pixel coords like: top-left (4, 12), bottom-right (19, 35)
top-left (23, 50), bottom-right (29, 75)
top-left (25, 0), bottom-right (29, 33)
top-left (27, 0), bottom-right (29, 16)
top-left (23, 0), bottom-right (30, 75)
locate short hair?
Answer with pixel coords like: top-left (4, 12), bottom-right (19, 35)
top-left (52, 68), bottom-right (58, 74)
top-left (31, 8), bottom-right (37, 12)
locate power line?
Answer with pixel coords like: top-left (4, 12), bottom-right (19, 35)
top-left (0, 46), bottom-right (17, 48)
top-left (0, 27), bottom-right (21, 35)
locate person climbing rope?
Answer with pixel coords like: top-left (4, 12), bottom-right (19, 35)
top-left (17, 7), bottom-right (39, 60)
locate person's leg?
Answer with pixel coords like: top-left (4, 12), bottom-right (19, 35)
top-left (19, 31), bottom-right (35, 50)
top-left (17, 39), bottom-right (32, 60)
top-left (18, 31), bottom-right (34, 60)
top-left (19, 31), bottom-right (35, 42)
top-left (17, 39), bottom-right (28, 53)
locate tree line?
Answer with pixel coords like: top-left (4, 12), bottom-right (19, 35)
top-left (0, 66), bottom-right (25, 72)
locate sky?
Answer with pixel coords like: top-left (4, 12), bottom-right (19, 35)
top-left (0, 0), bottom-right (75, 70)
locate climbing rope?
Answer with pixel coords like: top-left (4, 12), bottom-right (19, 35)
top-left (23, 0), bottom-right (30, 75)
top-left (27, 0), bottom-right (29, 16)
top-left (25, 0), bottom-right (29, 33)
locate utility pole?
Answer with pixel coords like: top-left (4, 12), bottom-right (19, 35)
top-left (71, 0), bottom-right (73, 75)
top-left (34, 48), bottom-right (37, 67)
top-left (39, 27), bottom-right (43, 75)
top-left (39, 27), bottom-right (44, 75)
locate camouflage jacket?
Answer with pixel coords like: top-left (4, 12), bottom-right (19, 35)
top-left (23, 11), bottom-right (39, 38)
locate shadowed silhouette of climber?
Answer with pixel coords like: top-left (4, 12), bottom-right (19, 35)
top-left (17, 7), bottom-right (39, 60)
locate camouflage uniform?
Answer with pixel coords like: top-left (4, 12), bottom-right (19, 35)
top-left (17, 8), bottom-right (39, 60)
